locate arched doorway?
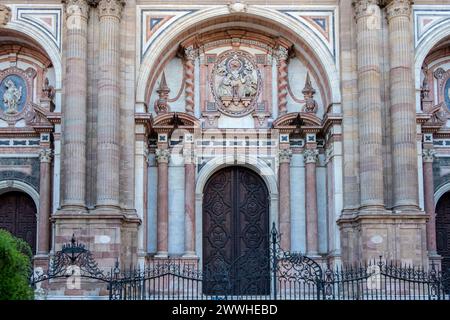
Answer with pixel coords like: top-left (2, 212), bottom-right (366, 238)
top-left (0, 191), bottom-right (37, 254)
top-left (203, 166), bottom-right (270, 295)
top-left (436, 192), bottom-right (450, 272)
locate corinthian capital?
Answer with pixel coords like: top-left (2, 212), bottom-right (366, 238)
top-left (279, 149), bottom-right (292, 163)
top-left (155, 148), bottom-right (171, 164)
top-left (422, 149), bottom-right (436, 163)
top-left (39, 149), bottom-right (53, 163)
top-left (352, 0), bottom-right (381, 20)
top-left (304, 148), bottom-right (319, 164)
top-left (385, 0), bottom-right (412, 20)
top-left (98, 0), bottom-right (125, 20)
top-left (63, 0), bottom-right (91, 19)
top-left (0, 5), bottom-right (11, 26)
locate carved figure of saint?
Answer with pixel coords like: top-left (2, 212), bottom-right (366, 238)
top-left (3, 79), bottom-right (22, 114)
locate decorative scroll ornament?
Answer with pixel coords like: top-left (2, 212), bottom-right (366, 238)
top-left (279, 149), bottom-right (292, 163)
top-left (155, 148), bottom-right (171, 163)
top-left (0, 4), bottom-right (11, 26)
top-left (39, 149), bottom-right (53, 163)
top-left (211, 50), bottom-right (261, 117)
top-left (302, 73), bottom-right (318, 113)
top-left (154, 72), bottom-right (170, 114)
top-left (304, 148), bottom-right (319, 164)
top-left (422, 149), bottom-right (436, 163)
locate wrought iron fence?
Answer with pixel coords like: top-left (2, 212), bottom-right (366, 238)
top-left (30, 226), bottom-right (450, 300)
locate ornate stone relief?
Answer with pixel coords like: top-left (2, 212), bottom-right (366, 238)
top-left (385, 0), bottom-right (412, 20)
top-left (98, 0), bottom-right (125, 20)
top-left (0, 4), bottom-right (11, 26)
top-left (155, 148), bottom-right (171, 163)
top-left (0, 67), bottom-right (36, 124)
top-left (39, 149), bottom-right (53, 163)
top-left (278, 149), bottom-right (292, 163)
top-left (422, 148), bottom-right (436, 163)
top-left (227, 1), bottom-right (247, 14)
top-left (210, 50), bottom-right (261, 117)
top-left (303, 148), bottom-right (319, 164)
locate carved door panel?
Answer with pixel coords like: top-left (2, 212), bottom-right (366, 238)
top-left (203, 167), bottom-right (269, 295)
top-left (0, 191), bottom-right (37, 254)
top-left (437, 192), bottom-right (450, 273)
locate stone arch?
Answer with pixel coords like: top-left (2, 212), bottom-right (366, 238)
top-left (415, 19), bottom-right (450, 98)
top-left (0, 179), bottom-right (39, 210)
top-left (3, 21), bottom-right (62, 89)
top-left (434, 181), bottom-right (450, 207)
top-left (194, 154), bottom-right (278, 261)
top-left (136, 5), bottom-right (340, 108)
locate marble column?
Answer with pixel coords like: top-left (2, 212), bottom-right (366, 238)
top-left (183, 146), bottom-right (196, 257)
top-left (96, 0), bottom-right (124, 209)
top-left (353, 0), bottom-right (385, 209)
top-left (61, 0), bottom-right (90, 210)
top-left (277, 46), bottom-right (289, 115)
top-left (278, 148), bottom-right (292, 250)
top-left (37, 149), bottom-right (52, 255)
top-left (304, 148), bottom-right (319, 256)
top-left (184, 46), bottom-right (196, 115)
top-left (423, 148), bottom-right (438, 256)
top-left (386, 0), bottom-right (419, 211)
top-left (156, 148), bottom-right (170, 257)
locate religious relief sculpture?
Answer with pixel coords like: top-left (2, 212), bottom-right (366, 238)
top-left (0, 4), bottom-right (11, 26)
top-left (3, 79), bottom-right (23, 114)
top-left (211, 50), bottom-right (261, 117)
top-left (302, 73), bottom-right (318, 113)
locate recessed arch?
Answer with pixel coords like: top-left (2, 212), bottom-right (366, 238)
top-left (0, 180), bottom-right (40, 210)
top-left (136, 6), bottom-right (340, 109)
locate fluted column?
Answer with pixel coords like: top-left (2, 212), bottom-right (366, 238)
top-left (304, 148), bottom-right (319, 256)
top-left (96, 0), bottom-right (124, 209)
top-left (423, 148), bottom-right (437, 256)
top-left (278, 148), bottom-right (292, 250)
top-left (386, 0), bottom-right (419, 211)
top-left (183, 146), bottom-right (196, 257)
top-left (37, 149), bottom-right (52, 255)
top-left (353, 0), bottom-right (385, 209)
top-left (61, 0), bottom-right (90, 210)
top-left (277, 46), bottom-right (289, 115)
top-left (184, 46), bottom-right (196, 115)
top-left (156, 148), bottom-right (170, 257)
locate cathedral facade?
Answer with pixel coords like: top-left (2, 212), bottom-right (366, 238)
top-left (1, 0), bottom-right (450, 297)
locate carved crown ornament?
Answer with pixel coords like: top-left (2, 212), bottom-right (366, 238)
top-left (0, 4), bottom-right (11, 26)
top-left (210, 50), bottom-right (262, 117)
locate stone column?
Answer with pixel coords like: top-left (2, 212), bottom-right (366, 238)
top-left (61, 0), bottom-right (90, 210)
top-left (156, 148), bottom-right (170, 257)
top-left (353, 0), bottom-right (385, 209)
top-left (304, 147), bottom-right (319, 256)
top-left (37, 149), bottom-right (52, 255)
top-left (95, 0), bottom-right (124, 210)
top-left (278, 148), bottom-right (292, 250)
top-left (277, 46), bottom-right (289, 115)
top-left (183, 146), bottom-right (196, 257)
top-left (423, 148), bottom-right (438, 257)
top-left (386, 0), bottom-right (419, 211)
top-left (184, 46), bottom-right (196, 115)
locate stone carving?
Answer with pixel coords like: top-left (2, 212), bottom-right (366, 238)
top-left (39, 149), bottom-right (53, 163)
top-left (64, 0), bottom-right (91, 19)
top-left (302, 73), bottom-right (318, 114)
top-left (211, 50), bottom-right (261, 117)
top-left (155, 148), bottom-right (171, 163)
top-left (434, 67), bottom-right (445, 80)
top-left (277, 46), bottom-right (289, 115)
top-left (0, 4), bottom-right (11, 26)
top-left (421, 65), bottom-right (430, 100)
top-left (385, 0), bottom-right (412, 20)
top-left (42, 78), bottom-right (55, 100)
top-left (352, 0), bottom-right (381, 24)
top-left (184, 46), bottom-right (196, 114)
top-left (3, 79), bottom-right (23, 115)
top-left (304, 148), bottom-right (319, 164)
top-left (279, 149), bottom-right (292, 163)
top-left (422, 149), bottom-right (436, 163)
top-left (154, 72), bottom-right (170, 114)
top-left (227, 1), bottom-right (247, 13)
top-left (98, 0), bottom-right (125, 20)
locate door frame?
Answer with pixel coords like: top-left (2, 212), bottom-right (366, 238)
top-left (195, 155), bottom-right (278, 268)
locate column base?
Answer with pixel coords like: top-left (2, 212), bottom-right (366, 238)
top-left (154, 252), bottom-right (169, 259)
top-left (428, 252), bottom-right (442, 269)
top-left (182, 252), bottom-right (198, 259)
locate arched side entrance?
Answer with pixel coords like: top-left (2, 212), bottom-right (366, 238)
top-left (202, 166), bottom-right (270, 295)
top-left (0, 191), bottom-right (38, 254)
top-left (436, 192), bottom-right (450, 272)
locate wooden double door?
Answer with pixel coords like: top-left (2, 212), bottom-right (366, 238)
top-left (437, 192), bottom-right (450, 273)
top-left (0, 191), bottom-right (37, 254)
top-left (203, 166), bottom-right (270, 295)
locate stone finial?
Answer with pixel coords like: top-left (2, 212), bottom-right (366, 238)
top-left (352, 0), bottom-right (381, 20)
top-left (39, 149), bottom-right (53, 163)
top-left (302, 72), bottom-right (318, 114)
top-left (0, 4), bottom-right (11, 26)
top-left (227, 1), bottom-right (247, 14)
top-left (63, 0), bottom-right (91, 19)
top-left (155, 148), bottom-right (171, 163)
top-left (154, 72), bottom-right (170, 114)
top-left (304, 148), bottom-right (319, 164)
top-left (279, 149), bottom-right (292, 163)
top-left (98, 0), bottom-right (125, 20)
top-left (385, 0), bottom-right (412, 20)
top-left (422, 149), bottom-right (436, 163)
